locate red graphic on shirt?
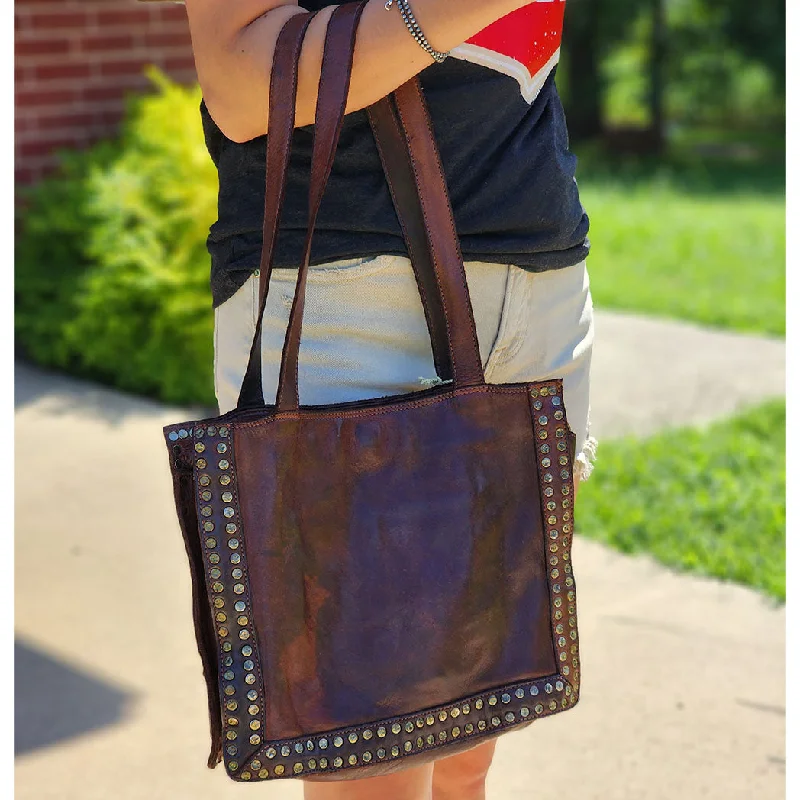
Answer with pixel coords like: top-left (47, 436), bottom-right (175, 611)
top-left (451, 0), bottom-right (566, 103)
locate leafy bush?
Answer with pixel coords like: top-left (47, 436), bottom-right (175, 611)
top-left (15, 68), bottom-right (218, 407)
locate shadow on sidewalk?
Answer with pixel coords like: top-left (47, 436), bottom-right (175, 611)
top-left (15, 635), bottom-right (139, 757)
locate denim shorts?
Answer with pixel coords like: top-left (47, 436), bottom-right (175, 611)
top-left (214, 255), bottom-right (597, 481)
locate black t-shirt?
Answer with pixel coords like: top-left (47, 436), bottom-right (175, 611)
top-left (203, 0), bottom-right (589, 308)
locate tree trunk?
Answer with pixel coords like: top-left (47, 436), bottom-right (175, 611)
top-left (648, 0), bottom-right (667, 152)
top-left (561, 0), bottom-right (603, 141)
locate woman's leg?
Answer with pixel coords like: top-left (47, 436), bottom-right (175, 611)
top-left (431, 740), bottom-right (497, 800)
top-left (303, 762), bottom-right (435, 800)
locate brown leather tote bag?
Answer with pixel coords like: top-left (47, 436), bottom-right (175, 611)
top-left (164, 1), bottom-right (581, 783)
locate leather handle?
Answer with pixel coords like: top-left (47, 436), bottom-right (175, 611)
top-left (389, 78), bottom-right (484, 387)
top-left (237, 10), bottom-right (319, 410)
top-left (276, 0), bottom-right (369, 413)
top-left (366, 97), bottom-right (453, 383)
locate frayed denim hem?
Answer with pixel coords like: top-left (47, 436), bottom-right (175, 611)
top-left (574, 435), bottom-right (598, 483)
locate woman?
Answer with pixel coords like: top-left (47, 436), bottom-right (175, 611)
top-left (185, 1), bottom-right (596, 798)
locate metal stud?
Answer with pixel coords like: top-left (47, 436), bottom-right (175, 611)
top-left (520, 707), bottom-right (530, 717)
top-left (201, 506), bottom-right (213, 517)
top-left (218, 443), bottom-right (228, 454)
top-left (258, 768), bottom-right (268, 778)
top-left (538, 415), bottom-right (548, 425)
top-left (404, 721), bottom-right (414, 733)
top-left (363, 729), bottom-right (373, 740)
top-left (230, 553), bottom-right (241, 563)
top-left (205, 537), bottom-right (217, 548)
top-left (333, 736), bottom-right (344, 747)
top-left (377, 727), bottom-right (386, 738)
top-left (220, 474), bottom-right (232, 486)
top-left (475, 699), bottom-right (483, 709)
top-left (501, 693), bottom-right (511, 704)
top-left (219, 426), bottom-right (229, 437)
top-left (530, 686), bottom-right (538, 696)
top-left (294, 742), bottom-right (303, 753)
top-left (224, 507), bottom-right (235, 518)
top-left (478, 720), bottom-right (487, 731)
top-left (178, 429), bottom-right (189, 439)
top-left (168, 431), bottom-right (179, 441)
top-left (222, 491), bottom-right (233, 503)
top-left (491, 717), bottom-right (501, 727)
top-left (438, 711), bottom-right (447, 722)
top-left (348, 732), bottom-right (358, 744)
top-left (426, 714), bottom-right (435, 725)
top-left (266, 747), bottom-right (277, 759)
top-left (244, 674), bottom-right (256, 684)
top-left (504, 712), bottom-right (515, 723)
top-left (281, 745), bottom-right (291, 757)
top-left (219, 459), bottom-right (230, 469)
top-left (196, 458), bottom-right (207, 469)
top-left (195, 442), bottom-right (206, 453)
top-left (199, 474), bottom-right (211, 486)
top-left (465, 723), bottom-right (474, 733)
top-left (450, 707), bottom-right (460, 718)
top-left (274, 765), bottom-right (285, 776)
top-left (228, 539), bottom-right (239, 549)
top-left (207, 426), bottom-right (217, 436)
top-left (461, 703), bottom-right (471, 714)
top-left (488, 695), bottom-right (498, 706)
top-left (209, 553), bottom-right (220, 564)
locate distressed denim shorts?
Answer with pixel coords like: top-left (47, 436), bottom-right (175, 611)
top-left (214, 255), bottom-right (597, 481)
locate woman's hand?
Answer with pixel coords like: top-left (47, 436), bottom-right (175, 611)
top-left (185, 0), bottom-right (529, 144)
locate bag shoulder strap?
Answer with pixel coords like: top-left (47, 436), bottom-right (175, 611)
top-left (238, 2), bottom-right (485, 412)
top-left (236, 9), bottom-right (319, 409)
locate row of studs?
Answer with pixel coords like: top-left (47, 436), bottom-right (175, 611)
top-left (189, 423), bottom-right (268, 776)
top-left (530, 385), bottom-right (581, 695)
top-left (237, 677), bottom-right (573, 781)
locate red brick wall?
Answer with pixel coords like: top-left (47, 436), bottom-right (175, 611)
top-left (15, 0), bottom-right (197, 185)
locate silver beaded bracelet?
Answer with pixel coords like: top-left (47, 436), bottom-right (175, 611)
top-left (385, 0), bottom-right (450, 64)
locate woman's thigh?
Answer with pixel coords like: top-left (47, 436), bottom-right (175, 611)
top-left (214, 254), bottom-right (595, 478)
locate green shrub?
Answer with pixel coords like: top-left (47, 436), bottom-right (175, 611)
top-left (15, 68), bottom-right (218, 407)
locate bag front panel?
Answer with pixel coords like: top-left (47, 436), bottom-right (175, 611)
top-left (234, 384), bottom-right (557, 743)
top-left (164, 379), bottom-right (581, 782)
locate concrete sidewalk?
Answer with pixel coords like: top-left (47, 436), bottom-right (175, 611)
top-left (14, 310), bottom-right (785, 800)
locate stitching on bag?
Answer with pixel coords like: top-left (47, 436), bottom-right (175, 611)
top-left (235, 382), bottom-right (561, 428)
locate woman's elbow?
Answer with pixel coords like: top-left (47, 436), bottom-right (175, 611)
top-left (202, 88), bottom-right (265, 144)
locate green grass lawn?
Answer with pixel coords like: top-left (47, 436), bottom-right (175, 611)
top-left (575, 149), bottom-right (786, 336)
top-left (576, 398), bottom-right (786, 601)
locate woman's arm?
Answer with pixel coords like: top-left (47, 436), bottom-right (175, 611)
top-left (185, 0), bottom-right (531, 143)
